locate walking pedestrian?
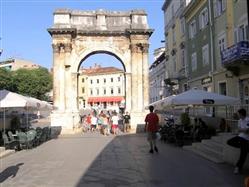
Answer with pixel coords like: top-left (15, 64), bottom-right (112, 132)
top-left (124, 111), bottom-right (131, 132)
top-left (145, 105), bottom-right (159, 154)
top-left (227, 108), bottom-right (249, 174)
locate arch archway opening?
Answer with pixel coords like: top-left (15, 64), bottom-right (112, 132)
top-left (77, 52), bottom-right (127, 114)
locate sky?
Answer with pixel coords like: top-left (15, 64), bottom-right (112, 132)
top-left (0, 0), bottom-right (165, 70)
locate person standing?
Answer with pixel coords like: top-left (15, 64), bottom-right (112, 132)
top-left (145, 105), bottom-right (159, 154)
top-left (111, 112), bottom-right (119, 135)
top-left (227, 108), bottom-right (249, 174)
top-left (124, 112), bottom-right (131, 133)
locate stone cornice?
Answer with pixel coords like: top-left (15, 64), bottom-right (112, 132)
top-left (126, 29), bottom-right (154, 37)
top-left (48, 28), bottom-right (154, 37)
top-left (47, 28), bottom-right (76, 36)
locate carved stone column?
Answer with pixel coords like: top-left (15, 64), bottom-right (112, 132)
top-left (52, 43), bottom-right (66, 111)
top-left (125, 72), bottom-right (132, 112)
top-left (130, 43), bottom-right (140, 112)
top-left (141, 43), bottom-right (149, 110)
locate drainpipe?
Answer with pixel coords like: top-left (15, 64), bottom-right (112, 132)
top-left (208, 0), bottom-right (215, 92)
top-left (248, 0), bottom-right (249, 29)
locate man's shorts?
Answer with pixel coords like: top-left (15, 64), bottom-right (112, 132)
top-left (147, 132), bottom-right (157, 141)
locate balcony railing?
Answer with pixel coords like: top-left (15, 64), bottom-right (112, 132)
top-left (221, 41), bottom-right (249, 66)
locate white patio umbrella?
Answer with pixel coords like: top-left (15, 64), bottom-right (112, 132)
top-left (163, 89), bottom-right (240, 107)
top-left (0, 90), bottom-right (37, 132)
top-left (0, 90), bottom-right (37, 108)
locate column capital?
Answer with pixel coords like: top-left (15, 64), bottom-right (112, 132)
top-left (130, 43), bottom-right (149, 53)
top-left (52, 43), bottom-right (72, 53)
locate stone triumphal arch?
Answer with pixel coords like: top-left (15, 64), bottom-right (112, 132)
top-left (48, 9), bottom-right (153, 133)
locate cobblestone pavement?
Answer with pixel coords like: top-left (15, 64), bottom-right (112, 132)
top-left (0, 133), bottom-right (246, 187)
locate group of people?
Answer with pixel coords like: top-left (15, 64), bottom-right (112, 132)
top-left (81, 110), bottom-right (131, 136)
top-left (144, 105), bottom-right (249, 175)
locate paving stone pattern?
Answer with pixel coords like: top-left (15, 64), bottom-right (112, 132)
top-left (0, 133), bottom-right (246, 187)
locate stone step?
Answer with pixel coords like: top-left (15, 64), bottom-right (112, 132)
top-left (183, 145), bottom-right (224, 164)
top-left (0, 149), bottom-right (15, 159)
top-left (194, 143), bottom-right (223, 158)
top-left (201, 139), bottom-right (223, 153)
top-left (211, 136), bottom-right (223, 143)
top-left (0, 147), bottom-right (6, 153)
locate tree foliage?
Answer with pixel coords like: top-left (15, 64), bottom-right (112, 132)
top-left (0, 68), bottom-right (52, 101)
top-left (0, 68), bottom-right (16, 91)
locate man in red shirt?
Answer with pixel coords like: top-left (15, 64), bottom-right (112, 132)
top-left (145, 105), bottom-right (159, 153)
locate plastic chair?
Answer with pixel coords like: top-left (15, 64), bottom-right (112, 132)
top-left (17, 132), bottom-right (28, 149)
top-left (2, 132), bottom-right (18, 150)
top-left (26, 130), bottom-right (37, 148)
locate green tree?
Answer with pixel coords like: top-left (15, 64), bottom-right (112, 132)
top-left (0, 68), bottom-right (16, 91)
top-left (12, 68), bottom-right (52, 101)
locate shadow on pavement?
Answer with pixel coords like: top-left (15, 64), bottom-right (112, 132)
top-left (0, 163), bottom-right (24, 183)
top-left (74, 132), bottom-right (246, 187)
top-left (75, 133), bottom-right (150, 187)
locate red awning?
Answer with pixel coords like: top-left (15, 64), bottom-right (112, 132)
top-left (88, 96), bottom-right (124, 103)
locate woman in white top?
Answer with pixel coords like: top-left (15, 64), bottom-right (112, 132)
top-left (111, 113), bottom-right (119, 135)
top-left (227, 108), bottom-right (249, 174)
top-left (91, 115), bottom-right (98, 132)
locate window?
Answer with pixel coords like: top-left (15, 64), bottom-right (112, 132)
top-left (239, 24), bottom-right (248, 41)
top-left (181, 49), bottom-right (185, 67)
top-left (97, 79), bottom-right (99, 84)
top-left (189, 20), bottom-right (196, 39)
top-left (165, 33), bottom-right (168, 48)
top-left (173, 57), bottom-right (176, 72)
top-left (118, 77), bottom-right (120, 81)
top-left (172, 28), bottom-right (176, 43)
top-left (104, 88), bottom-right (106, 95)
top-left (118, 87), bottom-right (121, 94)
top-left (180, 18), bottom-right (185, 34)
top-left (183, 84), bottom-right (188, 91)
top-left (171, 4), bottom-right (174, 18)
top-left (214, 0), bottom-right (226, 17)
top-left (191, 52), bottom-right (197, 71)
top-left (82, 87), bottom-right (85, 94)
top-left (235, 24), bottom-right (249, 43)
top-left (111, 78), bottom-right (113, 82)
top-left (104, 78), bottom-right (106, 83)
top-left (218, 34), bottom-right (226, 52)
top-left (90, 89), bottom-right (93, 95)
top-left (199, 8), bottom-right (208, 29)
top-left (82, 78), bottom-right (84, 83)
top-left (90, 79), bottom-right (93, 84)
top-left (111, 88), bottom-right (114, 94)
top-left (202, 44), bottom-right (209, 66)
top-left (219, 82), bottom-right (227, 95)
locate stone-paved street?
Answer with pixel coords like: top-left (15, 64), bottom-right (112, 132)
top-left (0, 133), bottom-right (246, 187)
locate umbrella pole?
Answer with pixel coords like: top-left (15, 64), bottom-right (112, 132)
top-left (26, 108), bottom-right (28, 131)
top-left (3, 107), bottom-right (5, 133)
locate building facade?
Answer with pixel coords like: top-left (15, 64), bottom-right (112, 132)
top-left (161, 0), bottom-right (248, 105)
top-left (162, 0), bottom-right (188, 96)
top-left (149, 47), bottom-right (166, 103)
top-left (220, 0), bottom-right (249, 104)
top-left (183, 0), bottom-right (213, 92)
top-left (0, 58), bottom-right (41, 71)
top-left (78, 64), bottom-right (125, 111)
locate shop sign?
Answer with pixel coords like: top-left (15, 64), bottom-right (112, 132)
top-left (201, 77), bottom-right (212, 85)
top-left (203, 99), bottom-right (215, 104)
